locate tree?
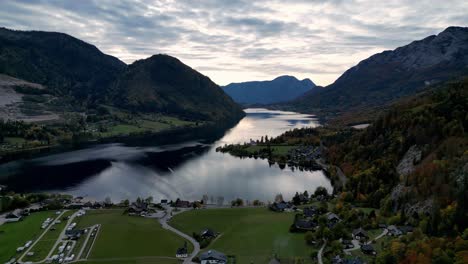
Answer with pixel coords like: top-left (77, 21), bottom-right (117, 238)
top-left (104, 196), bottom-right (112, 206)
top-left (304, 231), bottom-right (315, 245)
top-left (145, 196), bottom-right (153, 204)
top-left (292, 192), bottom-right (301, 205)
top-left (274, 194), bottom-right (284, 203)
top-left (314, 186), bottom-right (328, 197)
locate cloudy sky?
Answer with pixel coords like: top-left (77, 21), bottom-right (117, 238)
top-left (1, 0), bottom-right (467, 86)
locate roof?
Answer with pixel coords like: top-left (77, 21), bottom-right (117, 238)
top-left (361, 244), bottom-right (375, 251)
top-left (352, 228), bottom-right (368, 237)
top-left (303, 207), bottom-right (316, 217)
top-left (200, 250), bottom-right (227, 261)
top-left (201, 229), bottom-right (216, 237)
top-left (295, 219), bottom-right (316, 229)
top-left (327, 213), bottom-right (340, 221)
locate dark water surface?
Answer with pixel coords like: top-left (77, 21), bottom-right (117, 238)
top-left (0, 109), bottom-right (332, 202)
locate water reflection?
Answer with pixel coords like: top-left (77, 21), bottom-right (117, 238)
top-left (0, 108), bottom-right (332, 202)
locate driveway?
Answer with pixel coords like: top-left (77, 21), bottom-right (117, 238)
top-left (158, 208), bottom-right (200, 264)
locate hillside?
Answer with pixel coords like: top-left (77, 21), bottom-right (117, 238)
top-left (111, 54), bottom-right (244, 122)
top-left (223, 75), bottom-right (315, 105)
top-left (0, 28), bottom-right (245, 157)
top-left (0, 27), bottom-right (126, 106)
top-left (286, 26), bottom-right (468, 115)
top-left (323, 77), bottom-right (467, 224)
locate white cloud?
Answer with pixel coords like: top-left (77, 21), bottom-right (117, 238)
top-left (1, 0), bottom-right (467, 86)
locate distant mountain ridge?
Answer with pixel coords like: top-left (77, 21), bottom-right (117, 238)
top-left (223, 75), bottom-right (315, 104)
top-left (0, 27), bottom-right (243, 123)
top-left (287, 26), bottom-right (468, 114)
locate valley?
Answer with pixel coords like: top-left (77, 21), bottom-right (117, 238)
top-left (0, 3), bottom-right (467, 263)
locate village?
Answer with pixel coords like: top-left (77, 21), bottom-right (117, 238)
top-left (0, 186), bottom-right (415, 264)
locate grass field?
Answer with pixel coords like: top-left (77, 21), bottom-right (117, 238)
top-left (22, 210), bottom-right (76, 262)
top-left (0, 211), bottom-right (55, 263)
top-left (245, 145), bottom-right (296, 156)
top-left (73, 210), bottom-right (190, 260)
top-left (82, 258), bottom-right (181, 264)
top-left (171, 207), bottom-right (315, 263)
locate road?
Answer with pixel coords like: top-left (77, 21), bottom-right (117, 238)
top-left (158, 208), bottom-right (200, 264)
top-left (317, 240), bottom-right (326, 264)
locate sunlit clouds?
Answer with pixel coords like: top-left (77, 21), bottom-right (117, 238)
top-left (1, 0), bottom-right (467, 85)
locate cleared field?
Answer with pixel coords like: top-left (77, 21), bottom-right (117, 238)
top-left (170, 207), bottom-right (315, 263)
top-left (73, 210), bottom-right (190, 260)
top-left (0, 211), bottom-right (55, 263)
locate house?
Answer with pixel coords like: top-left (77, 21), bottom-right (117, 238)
top-left (65, 229), bottom-right (83, 240)
top-left (387, 225), bottom-right (402, 236)
top-left (326, 213), bottom-right (341, 227)
top-left (175, 200), bottom-right (191, 208)
top-left (361, 244), bottom-right (376, 255)
top-left (200, 250), bottom-right (227, 264)
top-left (352, 228), bottom-right (369, 241)
top-left (5, 212), bottom-right (22, 222)
top-left (294, 218), bottom-right (316, 231)
top-left (303, 206), bottom-right (317, 218)
top-left (342, 240), bottom-right (353, 249)
top-left (298, 194), bottom-right (309, 204)
top-left (161, 199), bottom-right (168, 204)
top-left (270, 201), bottom-right (291, 212)
top-left (176, 242), bottom-right (188, 258)
top-left (201, 229), bottom-right (217, 239)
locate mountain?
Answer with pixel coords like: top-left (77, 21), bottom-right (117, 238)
top-left (0, 28), bottom-right (243, 123)
top-left (288, 26), bottom-right (468, 114)
top-left (0, 27), bottom-right (126, 105)
top-left (223, 75), bottom-right (315, 104)
top-left (111, 54), bottom-right (244, 121)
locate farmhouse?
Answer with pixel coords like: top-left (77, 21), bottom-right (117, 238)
top-left (294, 218), bottom-right (316, 231)
top-left (200, 250), bottom-right (227, 264)
top-left (361, 244), bottom-right (376, 255)
top-left (387, 225), bottom-right (403, 236)
top-left (352, 228), bottom-right (369, 241)
top-left (326, 212), bottom-right (341, 227)
top-left (303, 206), bottom-right (317, 217)
top-left (342, 239), bottom-right (353, 249)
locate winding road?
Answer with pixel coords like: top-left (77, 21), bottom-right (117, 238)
top-left (317, 240), bottom-right (326, 264)
top-left (158, 208), bottom-right (200, 264)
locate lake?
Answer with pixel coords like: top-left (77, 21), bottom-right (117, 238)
top-left (0, 109), bottom-right (332, 203)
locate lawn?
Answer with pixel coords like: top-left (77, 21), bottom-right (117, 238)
top-left (0, 211), bottom-right (55, 263)
top-left (73, 210), bottom-right (190, 260)
top-left (22, 239), bottom-right (56, 262)
top-left (82, 258), bottom-right (181, 264)
top-left (245, 145), bottom-right (296, 156)
top-left (170, 207), bottom-right (315, 263)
